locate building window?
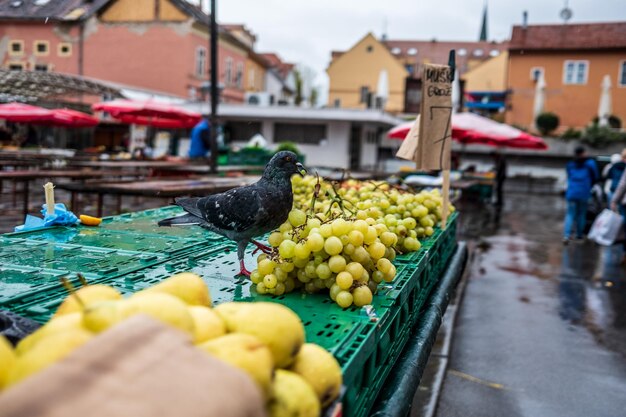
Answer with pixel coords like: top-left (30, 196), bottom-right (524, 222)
top-left (235, 62), bottom-right (243, 89)
top-left (274, 123), bottom-right (327, 145)
top-left (563, 60), bottom-right (588, 85)
top-left (195, 47), bottom-right (207, 77)
top-left (391, 47), bottom-right (401, 55)
top-left (58, 42), bottom-right (72, 57)
top-left (473, 49), bottom-right (484, 57)
top-left (9, 40), bottom-right (23, 56)
top-left (333, 98), bottom-right (341, 108)
top-left (360, 86), bottom-right (370, 104)
top-left (407, 48), bottom-right (418, 56)
top-left (248, 68), bottom-right (255, 89)
top-left (366, 45), bottom-right (373, 53)
top-left (34, 64), bottom-right (48, 72)
top-left (530, 66), bottom-right (544, 81)
top-left (489, 49), bottom-right (500, 57)
top-left (225, 57), bottom-right (233, 85)
top-left (34, 41), bottom-right (49, 56)
top-left (619, 61), bottom-right (626, 86)
top-left (8, 62), bottom-right (24, 71)
top-left (457, 48), bottom-right (467, 56)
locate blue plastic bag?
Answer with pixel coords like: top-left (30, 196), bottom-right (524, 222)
top-left (14, 203), bottom-right (79, 232)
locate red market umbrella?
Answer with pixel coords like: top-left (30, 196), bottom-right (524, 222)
top-left (388, 112), bottom-right (548, 150)
top-left (92, 99), bottom-right (201, 128)
top-left (0, 102), bottom-right (54, 122)
top-left (47, 109), bottom-right (99, 128)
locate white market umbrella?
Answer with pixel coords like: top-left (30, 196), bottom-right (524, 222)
top-left (598, 74), bottom-right (612, 127)
top-left (376, 69), bottom-right (389, 109)
top-left (451, 69), bottom-right (461, 113)
top-left (532, 72), bottom-right (546, 128)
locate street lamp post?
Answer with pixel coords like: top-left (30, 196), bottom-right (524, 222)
top-left (208, 0), bottom-right (219, 173)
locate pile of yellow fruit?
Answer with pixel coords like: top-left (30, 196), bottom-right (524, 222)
top-left (0, 273), bottom-right (341, 416)
top-left (247, 176), bottom-right (453, 308)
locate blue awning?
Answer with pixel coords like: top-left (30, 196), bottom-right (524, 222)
top-left (465, 101), bottom-right (505, 110)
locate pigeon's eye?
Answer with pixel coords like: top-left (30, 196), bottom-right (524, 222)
top-left (284, 156), bottom-right (292, 162)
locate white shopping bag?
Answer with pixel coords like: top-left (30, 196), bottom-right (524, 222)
top-left (588, 209), bottom-right (624, 246)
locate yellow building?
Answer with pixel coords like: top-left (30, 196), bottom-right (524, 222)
top-left (327, 33), bottom-right (408, 113)
top-left (461, 51), bottom-right (509, 113)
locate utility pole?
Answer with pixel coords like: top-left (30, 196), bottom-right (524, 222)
top-left (208, 0), bottom-right (219, 173)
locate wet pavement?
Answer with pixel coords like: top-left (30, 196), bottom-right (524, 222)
top-left (435, 193), bottom-right (626, 417)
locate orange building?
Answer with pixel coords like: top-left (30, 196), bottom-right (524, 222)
top-left (0, 0), bottom-right (250, 103)
top-left (506, 22), bottom-right (626, 130)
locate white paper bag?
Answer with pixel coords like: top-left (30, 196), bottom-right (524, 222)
top-left (588, 209), bottom-right (623, 246)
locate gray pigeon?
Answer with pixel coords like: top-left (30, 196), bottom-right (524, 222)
top-left (158, 151), bottom-right (306, 276)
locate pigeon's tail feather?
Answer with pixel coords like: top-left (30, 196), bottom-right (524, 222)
top-left (175, 197), bottom-right (204, 218)
top-left (158, 213), bottom-right (202, 227)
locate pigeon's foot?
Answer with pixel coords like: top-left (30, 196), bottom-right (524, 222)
top-left (251, 240), bottom-right (273, 255)
top-left (238, 259), bottom-right (251, 277)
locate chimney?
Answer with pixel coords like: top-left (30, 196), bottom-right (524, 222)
top-left (522, 11), bottom-right (528, 29)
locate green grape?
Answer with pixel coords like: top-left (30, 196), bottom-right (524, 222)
top-left (368, 280), bottom-right (378, 295)
top-left (297, 268), bottom-right (311, 283)
top-left (352, 246), bottom-right (370, 264)
top-left (384, 214), bottom-right (397, 227)
top-left (360, 269), bottom-right (370, 283)
top-left (307, 217), bottom-right (322, 229)
top-left (372, 270), bottom-right (384, 283)
top-left (380, 231), bottom-right (397, 247)
top-left (356, 210), bottom-right (368, 220)
top-left (383, 264), bottom-right (396, 282)
top-left (403, 237), bottom-right (418, 251)
top-left (305, 282), bottom-right (317, 293)
top-left (274, 268), bottom-right (288, 282)
top-left (343, 243), bottom-right (356, 256)
top-left (316, 263), bottom-right (332, 279)
top-left (306, 233), bottom-right (325, 252)
top-left (414, 205), bottom-right (428, 217)
top-left (279, 262), bottom-right (295, 273)
top-left (257, 253), bottom-right (268, 263)
top-left (282, 231), bottom-right (292, 241)
top-left (367, 242), bottom-right (386, 260)
top-left (385, 247), bottom-right (396, 261)
top-left (352, 286), bottom-right (373, 307)
top-left (285, 278), bottom-right (296, 293)
top-left (425, 226), bottom-right (434, 236)
top-left (274, 282), bottom-right (286, 296)
top-left (336, 291), bottom-right (353, 308)
top-left (258, 259), bottom-right (276, 276)
top-left (339, 234), bottom-right (350, 246)
top-left (353, 219), bottom-right (369, 235)
top-left (325, 277), bottom-right (335, 289)
top-left (250, 270), bottom-right (263, 284)
top-left (376, 258), bottom-right (393, 274)
top-left (331, 218), bottom-right (351, 236)
top-left (256, 282), bottom-right (267, 294)
top-left (416, 227), bottom-right (426, 237)
top-left (379, 199), bottom-right (390, 209)
top-left (279, 222), bottom-right (293, 233)
top-left (396, 225), bottom-right (408, 237)
top-left (305, 261), bottom-right (317, 279)
top-left (294, 243), bottom-right (311, 260)
top-left (336, 271), bottom-right (354, 290)
top-left (313, 254), bottom-right (324, 266)
top-left (324, 236), bottom-right (343, 256)
top-left (348, 230), bottom-right (364, 246)
top-left (268, 232), bottom-right (283, 247)
top-left (320, 224), bottom-right (333, 238)
top-left (403, 217), bottom-right (417, 230)
top-left (365, 217), bottom-right (377, 226)
top-left (330, 283), bottom-right (342, 301)
top-left (345, 262), bottom-right (364, 281)
top-left (419, 216), bottom-right (434, 228)
top-left (263, 274), bottom-right (278, 289)
top-left (279, 239), bottom-right (296, 259)
top-left (313, 278), bottom-right (326, 289)
top-left (288, 209), bottom-right (307, 227)
top-left (293, 256), bottom-right (309, 268)
top-left (328, 255), bottom-right (347, 273)
top-left (363, 227), bottom-right (378, 245)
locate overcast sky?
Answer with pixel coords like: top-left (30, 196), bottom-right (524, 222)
top-left (216, 0), bottom-right (626, 100)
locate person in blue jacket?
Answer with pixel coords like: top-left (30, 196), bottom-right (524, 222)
top-left (189, 119), bottom-right (210, 159)
top-left (563, 146), bottom-right (599, 244)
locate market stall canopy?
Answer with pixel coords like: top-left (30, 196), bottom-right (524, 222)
top-left (0, 103), bottom-right (98, 127)
top-left (47, 109), bottom-right (99, 128)
top-left (387, 112), bottom-right (548, 150)
top-left (92, 99), bottom-right (202, 128)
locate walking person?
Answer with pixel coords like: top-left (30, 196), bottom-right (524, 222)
top-left (563, 146), bottom-right (599, 244)
top-left (605, 150), bottom-right (626, 204)
top-left (610, 162), bottom-right (626, 260)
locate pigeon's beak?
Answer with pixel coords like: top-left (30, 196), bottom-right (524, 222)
top-left (296, 162), bottom-right (307, 177)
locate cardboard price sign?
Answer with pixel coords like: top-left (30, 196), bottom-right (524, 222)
top-left (396, 63), bottom-right (453, 171)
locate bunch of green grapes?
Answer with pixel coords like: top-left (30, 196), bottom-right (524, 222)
top-left (249, 209), bottom-right (398, 309)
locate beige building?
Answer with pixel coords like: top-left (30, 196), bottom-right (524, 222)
top-left (327, 33), bottom-right (408, 113)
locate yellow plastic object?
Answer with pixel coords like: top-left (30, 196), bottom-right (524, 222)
top-left (79, 215), bottom-right (102, 226)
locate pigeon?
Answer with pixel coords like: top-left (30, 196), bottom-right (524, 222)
top-left (158, 151), bottom-right (306, 276)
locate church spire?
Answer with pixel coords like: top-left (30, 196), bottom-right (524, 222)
top-left (479, 3), bottom-right (488, 41)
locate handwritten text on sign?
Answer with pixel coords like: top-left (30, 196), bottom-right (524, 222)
top-left (417, 64), bottom-right (453, 171)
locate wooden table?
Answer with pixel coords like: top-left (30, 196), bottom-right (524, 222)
top-left (57, 176), bottom-right (259, 217)
top-left (68, 160), bottom-right (199, 169)
top-left (0, 169), bottom-right (143, 216)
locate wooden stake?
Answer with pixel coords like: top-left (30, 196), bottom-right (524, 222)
top-left (441, 169), bottom-right (450, 229)
top-left (44, 182), bottom-right (55, 215)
